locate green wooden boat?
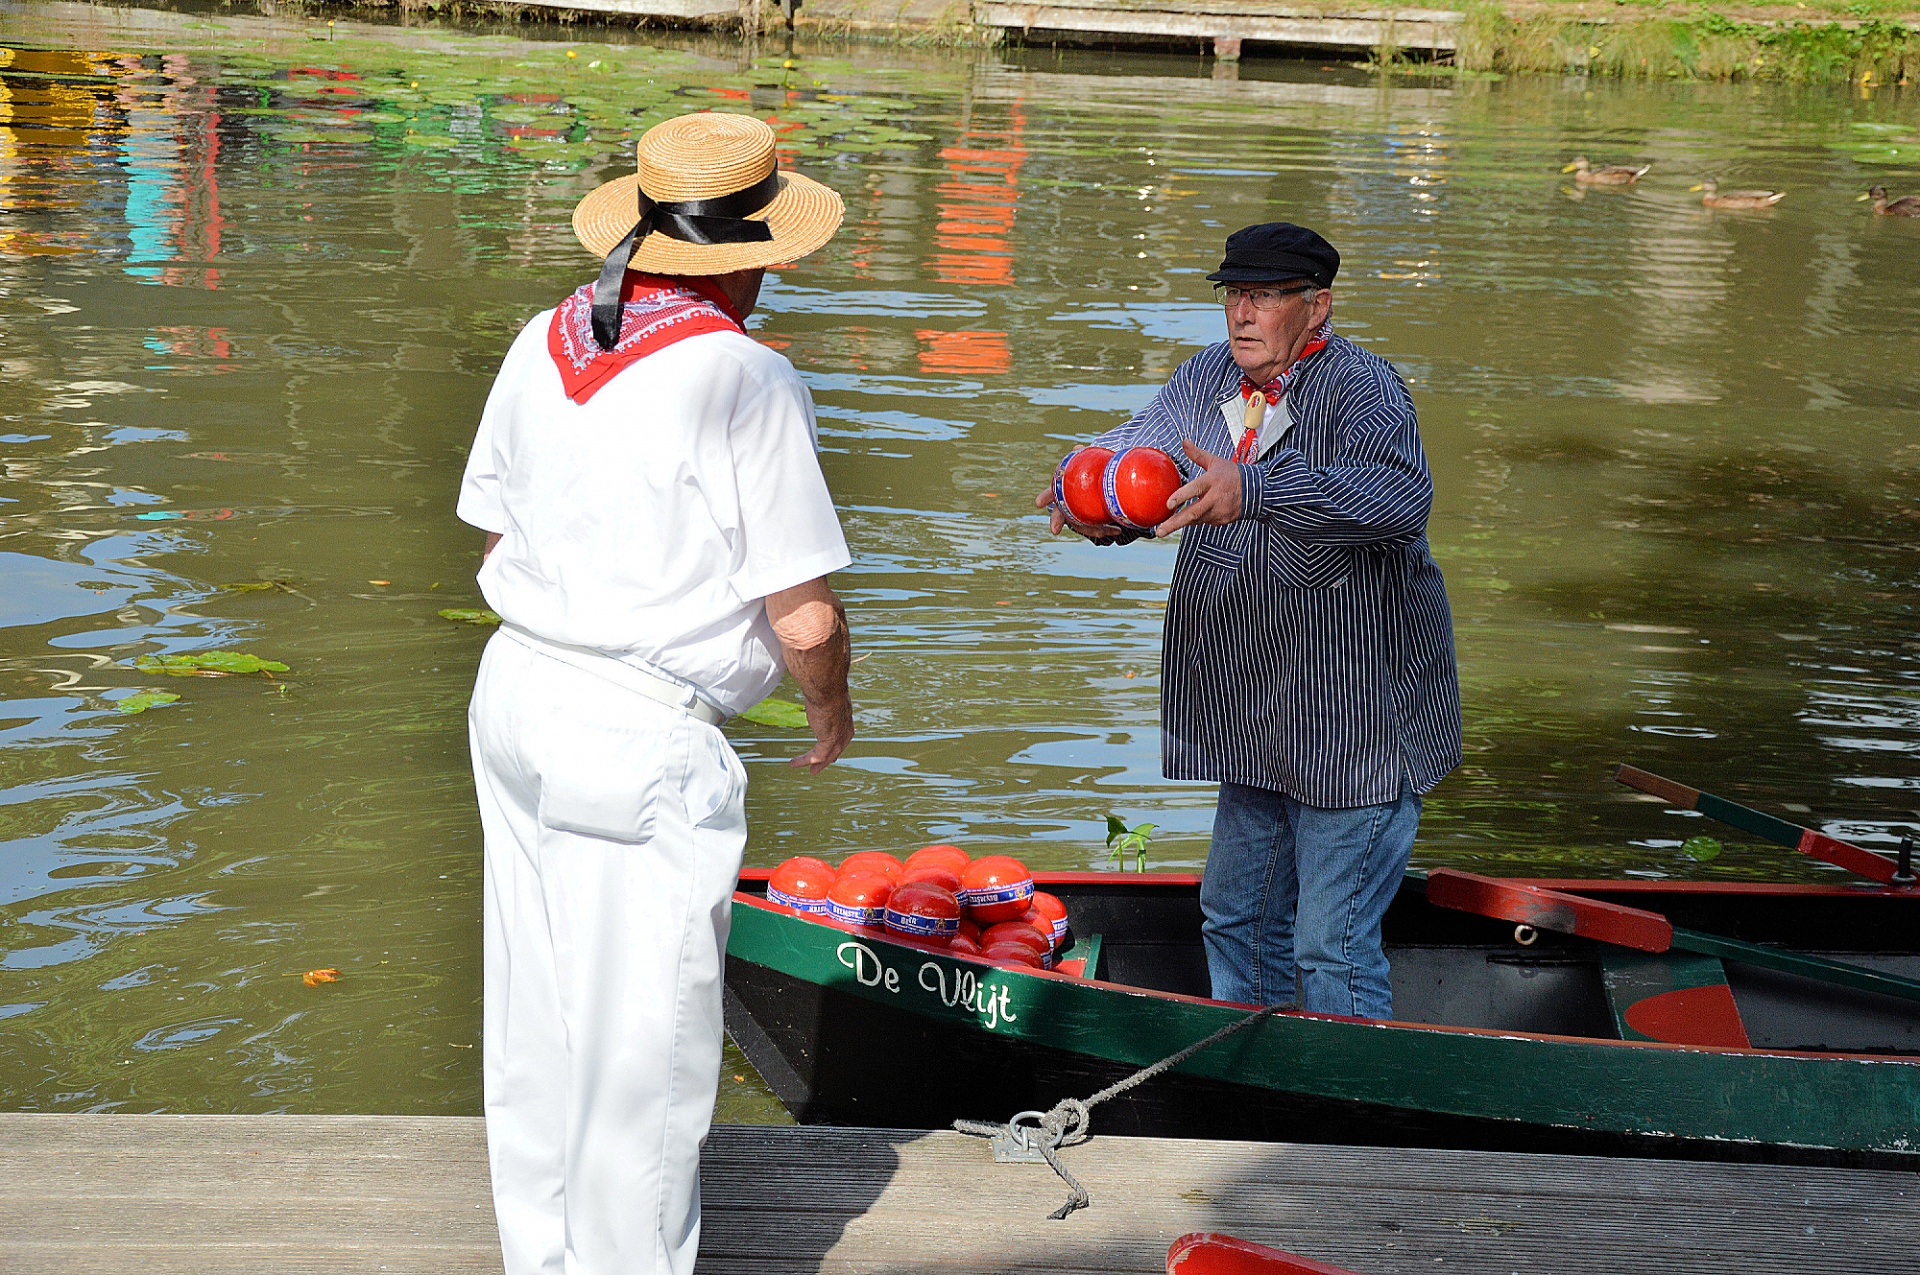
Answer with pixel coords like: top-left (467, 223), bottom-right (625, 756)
top-left (723, 870), bottom-right (1920, 1169)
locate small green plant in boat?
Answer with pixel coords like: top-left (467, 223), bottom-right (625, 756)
top-left (438, 607), bottom-right (503, 626)
top-left (134, 651), bottom-right (289, 678)
top-left (739, 698), bottom-right (809, 729)
top-left (114, 690), bottom-right (181, 715)
top-left (1682, 836), bottom-right (1724, 862)
top-left (1106, 814), bottom-right (1157, 872)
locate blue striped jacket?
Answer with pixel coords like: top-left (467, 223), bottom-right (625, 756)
top-left (1092, 336), bottom-right (1461, 808)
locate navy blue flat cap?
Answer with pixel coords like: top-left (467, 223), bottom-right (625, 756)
top-left (1206, 222), bottom-right (1340, 287)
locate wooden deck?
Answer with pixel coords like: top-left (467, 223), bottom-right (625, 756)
top-left (2, 1114), bottom-right (1916, 1273)
top-left (971, 1), bottom-right (1463, 54)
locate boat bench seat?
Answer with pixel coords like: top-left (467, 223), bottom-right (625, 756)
top-left (1599, 950), bottom-right (1752, 1048)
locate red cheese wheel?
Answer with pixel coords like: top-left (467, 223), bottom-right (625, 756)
top-left (960, 855), bottom-right (1034, 923)
top-left (981, 921), bottom-right (1050, 957)
top-left (1027, 891), bottom-right (1069, 947)
top-left (839, 851), bottom-right (904, 883)
top-left (901, 864), bottom-right (962, 895)
top-left (1103, 446), bottom-right (1183, 531)
top-left (904, 844), bottom-right (971, 877)
top-left (767, 857), bottom-right (837, 915)
top-left (826, 871), bottom-right (892, 927)
top-left (982, 942), bottom-right (1043, 970)
top-left (1053, 446), bottom-right (1116, 528)
top-left (948, 935), bottom-right (982, 956)
top-left (957, 917), bottom-right (983, 945)
top-left (884, 882), bottom-right (963, 940)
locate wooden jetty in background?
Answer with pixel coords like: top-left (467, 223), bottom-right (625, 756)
top-left (509, 0), bottom-right (1463, 55)
top-left (971, 1), bottom-right (1463, 57)
top-left (2, 1114), bottom-right (1917, 1273)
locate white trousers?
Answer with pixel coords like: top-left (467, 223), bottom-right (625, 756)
top-left (469, 630), bottom-right (747, 1275)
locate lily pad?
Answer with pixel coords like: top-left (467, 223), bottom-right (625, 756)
top-left (1681, 835), bottom-right (1724, 862)
top-left (739, 697), bottom-right (808, 729)
top-left (1830, 135), bottom-right (1920, 166)
top-left (114, 690), bottom-right (181, 715)
top-left (438, 607), bottom-right (502, 626)
top-left (135, 651), bottom-right (289, 677)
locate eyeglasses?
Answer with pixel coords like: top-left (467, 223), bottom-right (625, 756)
top-left (1214, 283), bottom-right (1320, 310)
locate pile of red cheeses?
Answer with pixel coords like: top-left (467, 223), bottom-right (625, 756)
top-left (766, 844), bottom-right (1068, 969)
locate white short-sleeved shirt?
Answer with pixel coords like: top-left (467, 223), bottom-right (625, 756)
top-left (457, 312), bottom-right (850, 715)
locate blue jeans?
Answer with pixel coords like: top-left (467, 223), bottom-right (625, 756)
top-left (1199, 780), bottom-right (1421, 1018)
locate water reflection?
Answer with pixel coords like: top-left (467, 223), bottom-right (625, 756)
top-left (0, 6), bottom-right (1918, 1116)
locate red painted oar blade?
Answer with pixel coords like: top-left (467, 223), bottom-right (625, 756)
top-left (1426, 869), bottom-right (1675, 953)
top-left (1799, 829), bottom-right (1899, 884)
top-left (1614, 764), bottom-right (1700, 809)
top-left (1169, 1234), bottom-right (1369, 1275)
top-left (1617, 763), bottom-right (1900, 886)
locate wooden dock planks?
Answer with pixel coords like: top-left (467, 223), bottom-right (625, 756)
top-left (970, 1), bottom-right (1464, 52)
top-left (2, 1114), bottom-right (1917, 1273)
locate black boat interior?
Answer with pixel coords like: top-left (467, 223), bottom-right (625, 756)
top-left (1054, 876), bottom-right (1920, 1055)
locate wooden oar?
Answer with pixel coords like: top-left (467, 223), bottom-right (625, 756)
top-left (1614, 764), bottom-right (1902, 885)
top-left (1425, 869), bottom-right (1920, 1006)
top-left (1168, 1232), bottom-right (1367, 1275)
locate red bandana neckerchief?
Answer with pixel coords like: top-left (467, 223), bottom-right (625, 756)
top-left (1234, 320), bottom-right (1333, 462)
top-left (547, 271), bottom-right (745, 405)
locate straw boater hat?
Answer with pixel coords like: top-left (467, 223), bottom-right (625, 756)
top-left (572, 112), bottom-right (844, 277)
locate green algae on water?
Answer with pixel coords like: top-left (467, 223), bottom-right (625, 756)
top-left (134, 652), bottom-right (290, 677)
top-left (113, 690), bottom-right (182, 715)
top-left (739, 697), bottom-right (809, 729)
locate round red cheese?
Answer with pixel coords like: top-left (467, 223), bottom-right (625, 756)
top-left (1027, 891), bottom-right (1069, 947)
top-left (900, 864), bottom-right (962, 895)
top-left (904, 844), bottom-right (971, 877)
top-left (1103, 446), bottom-right (1183, 531)
top-left (981, 942), bottom-right (1043, 970)
top-left (884, 882), bottom-right (962, 940)
top-left (981, 921), bottom-right (1050, 958)
top-left (1054, 446), bottom-right (1117, 528)
top-left (960, 855), bottom-right (1034, 923)
top-left (767, 857), bottom-right (837, 915)
top-left (839, 851), bottom-right (904, 883)
top-left (826, 871), bottom-right (893, 928)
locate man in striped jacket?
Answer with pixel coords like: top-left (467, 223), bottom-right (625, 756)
top-left (1040, 222), bottom-right (1461, 1018)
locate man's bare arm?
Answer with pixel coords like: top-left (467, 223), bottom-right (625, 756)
top-left (765, 577), bottom-right (853, 773)
top-left (484, 531), bottom-right (502, 559)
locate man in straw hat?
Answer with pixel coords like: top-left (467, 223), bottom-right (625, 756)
top-left (457, 112), bottom-right (850, 1275)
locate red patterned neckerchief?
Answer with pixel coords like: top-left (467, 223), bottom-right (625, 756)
top-left (547, 271), bottom-right (745, 404)
top-left (1233, 320), bottom-right (1333, 462)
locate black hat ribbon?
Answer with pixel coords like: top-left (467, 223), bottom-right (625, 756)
top-left (591, 167), bottom-right (781, 351)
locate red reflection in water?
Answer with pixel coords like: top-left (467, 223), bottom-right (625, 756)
top-left (763, 111), bottom-right (805, 167)
top-left (916, 329), bottom-right (1010, 376)
top-left (929, 106), bottom-right (1026, 287)
top-left (150, 325), bottom-right (234, 372)
top-left (170, 98), bottom-right (222, 290)
top-left (104, 53), bottom-right (223, 288)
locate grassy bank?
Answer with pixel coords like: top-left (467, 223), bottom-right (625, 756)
top-left (207, 0), bottom-right (1920, 77)
top-left (1431, 3), bottom-right (1920, 82)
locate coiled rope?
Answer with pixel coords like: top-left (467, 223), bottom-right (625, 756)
top-left (953, 1002), bottom-right (1286, 1219)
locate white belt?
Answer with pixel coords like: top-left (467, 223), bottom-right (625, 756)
top-left (497, 624), bottom-right (728, 726)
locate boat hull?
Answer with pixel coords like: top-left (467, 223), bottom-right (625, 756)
top-left (724, 874), bottom-right (1920, 1169)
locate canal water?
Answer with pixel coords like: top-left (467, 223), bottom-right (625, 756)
top-left (1, 2), bottom-right (1917, 1118)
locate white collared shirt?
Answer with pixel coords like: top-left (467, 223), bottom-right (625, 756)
top-left (1218, 391), bottom-right (1296, 461)
top-left (458, 313), bottom-right (851, 715)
